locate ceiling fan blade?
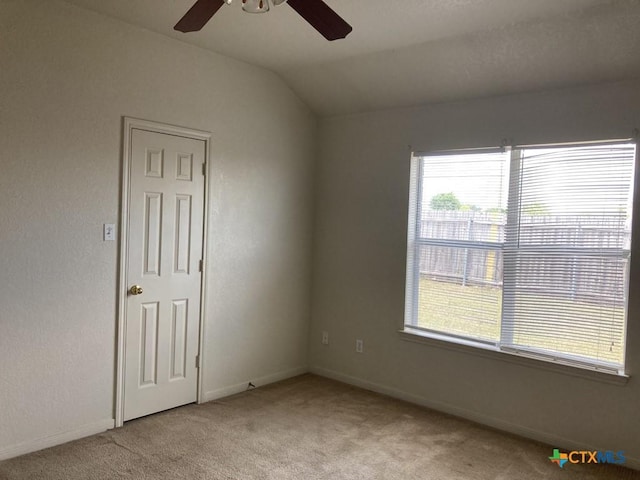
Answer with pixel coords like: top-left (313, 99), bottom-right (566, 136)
top-left (174, 0), bottom-right (225, 33)
top-left (286, 0), bottom-right (352, 41)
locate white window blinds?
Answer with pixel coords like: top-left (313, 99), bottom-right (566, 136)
top-left (409, 151), bottom-right (510, 344)
top-left (501, 143), bottom-right (635, 370)
top-left (406, 141), bottom-right (636, 373)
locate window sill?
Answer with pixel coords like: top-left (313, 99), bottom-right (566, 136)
top-left (398, 327), bottom-right (629, 386)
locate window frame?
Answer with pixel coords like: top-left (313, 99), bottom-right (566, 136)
top-left (403, 140), bottom-right (637, 379)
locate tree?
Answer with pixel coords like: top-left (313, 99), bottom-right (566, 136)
top-left (430, 192), bottom-right (461, 211)
top-left (523, 203), bottom-right (549, 216)
top-left (460, 204), bottom-right (482, 212)
top-left (486, 207), bottom-right (506, 214)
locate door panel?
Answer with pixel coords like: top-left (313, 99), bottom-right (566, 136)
top-left (143, 192), bottom-right (162, 276)
top-left (170, 299), bottom-right (188, 380)
top-left (124, 128), bottom-right (205, 421)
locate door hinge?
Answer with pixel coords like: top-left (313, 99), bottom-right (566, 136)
top-left (202, 162), bottom-right (206, 176)
top-left (196, 355), bottom-right (200, 369)
top-left (199, 259), bottom-right (203, 272)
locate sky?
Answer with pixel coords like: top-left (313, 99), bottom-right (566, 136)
top-left (419, 143), bottom-right (636, 217)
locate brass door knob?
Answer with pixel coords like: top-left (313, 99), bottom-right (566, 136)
top-left (129, 285), bottom-right (143, 295)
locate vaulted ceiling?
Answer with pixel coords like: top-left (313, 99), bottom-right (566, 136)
top-left (64, 0), bottom-right (640, 116)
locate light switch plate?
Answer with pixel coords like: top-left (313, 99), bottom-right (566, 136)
top-left (103, 224), bottom-right (116, 241)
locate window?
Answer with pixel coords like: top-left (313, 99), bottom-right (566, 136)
top-left (404, 141), bottom-right (637, 374)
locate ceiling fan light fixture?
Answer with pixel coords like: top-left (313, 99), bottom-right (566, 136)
top-left (241, 0), bottom-right (270, 13)
top-left (175, 0), bottom-right (352, 40)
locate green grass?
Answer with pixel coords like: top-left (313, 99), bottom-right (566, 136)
top-left (416, 278), bottom-right (625, 365)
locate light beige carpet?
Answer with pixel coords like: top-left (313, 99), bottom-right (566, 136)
top-left (0, 374), bottom-right (637, 479)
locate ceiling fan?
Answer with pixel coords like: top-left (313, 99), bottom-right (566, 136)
top-left (174, 0), bottom-right (353, 41)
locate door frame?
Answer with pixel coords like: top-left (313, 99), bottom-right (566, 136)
top-left (115, 117), bottom-right (212, 427)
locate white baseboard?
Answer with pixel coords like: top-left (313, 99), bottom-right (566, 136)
top-left (310, 366), bottom-right (640, 471)
top-left (0, 418), bottom-right (115, 462)
top-left (202, 366), bottom-right (309, 403)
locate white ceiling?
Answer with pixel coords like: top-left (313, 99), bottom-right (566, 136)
top-left (64, 0), bottom-right (640, 116)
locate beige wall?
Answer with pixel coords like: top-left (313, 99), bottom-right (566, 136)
top-left (0, 0), bottom-right (315, 457)
top-left (310, 80), bottom-right (640, 465)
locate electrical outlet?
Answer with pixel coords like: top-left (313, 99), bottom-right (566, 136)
top-left (356, 339), bottom-right (364, 353)
top-left (322, 331), bottom-right (329, 345)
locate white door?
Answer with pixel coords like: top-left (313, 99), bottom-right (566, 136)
top-left (123, 128), bottom-right (205, 421)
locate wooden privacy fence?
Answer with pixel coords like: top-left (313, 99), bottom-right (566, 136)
top-left (418, 211), bottom-right (629, 304)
